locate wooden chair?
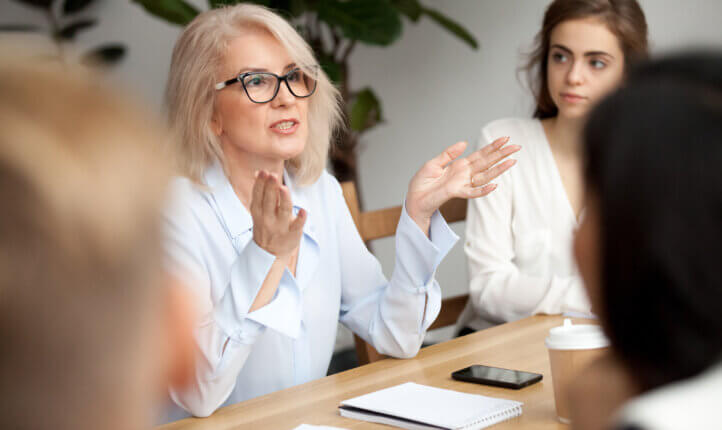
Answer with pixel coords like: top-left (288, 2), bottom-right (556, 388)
top-left (341, 181), bottom-right (469, 365)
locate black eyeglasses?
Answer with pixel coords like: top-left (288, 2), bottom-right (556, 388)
top-left (214, 67), bottom-right (318, 103)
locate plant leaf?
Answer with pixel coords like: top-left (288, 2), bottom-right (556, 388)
top-left (131, 0), bottom-right (200, 26)
top-left (232, 0), bottom-right (307, 17)
top-left (208, 0), bottom-right (242, 8)
top-left (11, 0), bottom-right (53, 9)
top-left (421, 6), bottom-right (478, 50)
top-left (57, 19), bottom-right (96, 40)
top-left (63, 0), bottom-right (97, 14)
top-left (390, 0), bottom-right (421, 22)
top-left (0, 24), bottom-right (40, 32)
top-left (349, 87), bottom-right (383, 132)
top-left (82, 44), bottom-right (126, 66)
top-left (318, 53), bottom-right (342, 84)
top-left (317, 0), bottom-right (402, 46)
top-left (270, 0), bottom-right (308, 17)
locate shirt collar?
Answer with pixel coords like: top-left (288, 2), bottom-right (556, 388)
top-left (203, 161), bottom-right (316, 241)
top-left (204, 161), bottom-right (251, 239)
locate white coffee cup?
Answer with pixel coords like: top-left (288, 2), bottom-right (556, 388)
top-left (545, 319), bottom-right (610, 424)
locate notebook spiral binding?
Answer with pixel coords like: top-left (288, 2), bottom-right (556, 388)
top-left (465, 403), bottom-right (523, 429)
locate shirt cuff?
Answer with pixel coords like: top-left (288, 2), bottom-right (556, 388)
top-left (245, 269), bottom-right (303, 339)
top-left (391, 201), bottom-right (459, 287)
top-left (214, 239), bottom-right (301, 343)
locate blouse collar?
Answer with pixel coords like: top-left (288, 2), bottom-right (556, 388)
top-left (203, 161), bottom-right (317, 242)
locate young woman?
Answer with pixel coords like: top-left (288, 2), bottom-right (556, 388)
top-left (569, 52), bottom-right (722, 430)
top-left (162, 4), bottom-right (519, 419)
top-left (459, 0), bottom-right (648, 332)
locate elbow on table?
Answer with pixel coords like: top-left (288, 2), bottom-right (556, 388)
top-left (385, 336), bottom-right (423, 359)
top-left (188, 404), bottom-right (218, 419)
top-left (394, 347), bottom-right (420, 359)
top-left (172, 390), bottom-right (225, 419)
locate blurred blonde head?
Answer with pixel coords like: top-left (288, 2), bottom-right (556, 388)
top-left (166, 4), bottom-right (343, 185)
top-left (0, 53), bottom-right (189, 430)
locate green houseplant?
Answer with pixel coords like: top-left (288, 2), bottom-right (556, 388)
top-left (133, 0), bottom-right (478, 199)
top-left (2, 0), bottom-right (125, 66)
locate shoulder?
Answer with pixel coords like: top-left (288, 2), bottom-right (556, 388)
top-left (169, 176), bottom-right (204, 200)
top-left (165, 176), bottom-right (214, 226)
top-left (480, 117), bottom-right (540, 144)
top-left (298, 169), bottom-right (344, 200)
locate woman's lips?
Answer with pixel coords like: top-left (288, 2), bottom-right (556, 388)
top-left (560, 92), bottom-right (587, 103)
top-left (270, 119), bottom-right (299, 135)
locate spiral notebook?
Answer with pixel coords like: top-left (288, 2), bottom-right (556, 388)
top-left (338, 382), bottom-right (523, 430)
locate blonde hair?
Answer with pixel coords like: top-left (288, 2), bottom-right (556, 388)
top-left (0, 55), bottom-right (172, 429)
top-left (166, 4), bottom-right (343, 185)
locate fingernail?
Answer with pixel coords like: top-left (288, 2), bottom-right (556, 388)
top-left (493, 137), bottom-right (508, 149)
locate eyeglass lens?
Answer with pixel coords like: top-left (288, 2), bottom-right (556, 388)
top-left (241, 69), bottom-right (317, 103)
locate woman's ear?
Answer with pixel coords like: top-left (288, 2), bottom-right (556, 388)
top-left (162, 277), bottom-right (197, 390)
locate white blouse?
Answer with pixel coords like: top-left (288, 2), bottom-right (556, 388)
top-left (459, 117), bottom-right (591, 331)
top-left (163, 162), bottom-right (458, 420)
top-left (616, 362), bottom-right (722, 430)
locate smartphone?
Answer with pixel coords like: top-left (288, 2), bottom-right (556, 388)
top-left (451, 365), bottom-right (543, 389)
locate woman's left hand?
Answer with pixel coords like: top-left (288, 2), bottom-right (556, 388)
top-left (406, 137), bottom-right (520, 234)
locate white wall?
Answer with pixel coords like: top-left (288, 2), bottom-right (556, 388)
top-left (2, 0), bottom-right (721, 347)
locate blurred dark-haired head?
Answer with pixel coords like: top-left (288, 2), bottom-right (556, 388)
top-left (575, 51), bottom-right (722, 391)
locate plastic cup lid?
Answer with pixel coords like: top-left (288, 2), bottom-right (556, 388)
top-left (545, 318), bottom-right (610, 350)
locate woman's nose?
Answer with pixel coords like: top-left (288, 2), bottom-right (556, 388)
top-left (566, 61), bottom-right (585, 86)
top-left (272, 81), bottom-right (295, 107)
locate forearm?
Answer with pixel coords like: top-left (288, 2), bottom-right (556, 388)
top-left (170, 242), bottom-right (299, 415)
top-left (170, 321), bottom-right (255, 417)
top-left (405, 201), bottom-right (431, 237)
top-left (469, 268), bottom-right (589, 322)
top-left (248, 253), bottom-right (292, 312)
top-left (342, 205), bottom-right (456, 358)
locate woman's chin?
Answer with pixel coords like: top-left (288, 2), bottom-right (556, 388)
top-left (558, 106), bottom-right (591, 121)
top-left (273, 138), bottom-right (306, 161)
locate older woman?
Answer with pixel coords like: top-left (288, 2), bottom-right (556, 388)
top-left (163, 4), bottom-right (519, 418)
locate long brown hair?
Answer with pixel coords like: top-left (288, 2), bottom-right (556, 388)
top-left (524, 0), bottom-right (649, 119)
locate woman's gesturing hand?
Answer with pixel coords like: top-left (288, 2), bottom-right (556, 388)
top-left (250, 170), bottom-right (306, 258)
top-left (405, 137), bottom-right (520, 233)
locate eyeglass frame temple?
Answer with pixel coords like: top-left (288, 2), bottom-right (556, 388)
top-left (214, 68), bottom-right (317, 103)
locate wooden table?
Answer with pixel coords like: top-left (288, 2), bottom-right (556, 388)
top-left (160, 315), bottom-right (585, 430)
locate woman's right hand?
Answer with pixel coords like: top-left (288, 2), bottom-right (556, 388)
top-left (250, 170), bottom-right (306, 258)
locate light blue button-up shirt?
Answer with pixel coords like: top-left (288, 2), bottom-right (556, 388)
top-left (163, 162), bottom-right (458, 419)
